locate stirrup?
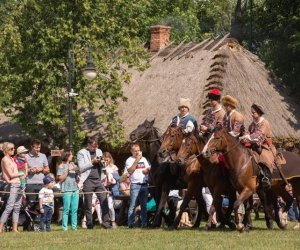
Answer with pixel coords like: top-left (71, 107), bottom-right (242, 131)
top-left (261, 176), bottom-right (271, 189)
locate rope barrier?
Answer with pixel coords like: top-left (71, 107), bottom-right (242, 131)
top-left (0, 185), bottom-right (156, 196)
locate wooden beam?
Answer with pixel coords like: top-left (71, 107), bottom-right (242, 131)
top-left (209, 33), bottom-right (230, 51)
top-left (150, 41), bottom-right (175, 61)
top-left (163, 40), bottom-right (186, 61)
top-left (177, 38), bottom-right (211, 60)
top-left (170, 42), bottom-right (193, 60)
top-left (202, 35), bottom-right (220, 50)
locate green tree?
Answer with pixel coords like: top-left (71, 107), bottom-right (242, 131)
top-left (246, 0), bottom-right (300, 100)
top-left (0, 0), bottom-right (150, 150)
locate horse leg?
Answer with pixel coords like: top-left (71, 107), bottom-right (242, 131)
top-left (193, 190), bottom-right (206, 229)
top-left (234, 188), bottom-right (253, 232)
top-left (256, 188), bottom-right (274, 229)
top-left (242, 197), bottom-right (253, 231)
top-left (224, 191), bottom-right (236, 230)
top-left (152, 183), bottom-right (170, 228)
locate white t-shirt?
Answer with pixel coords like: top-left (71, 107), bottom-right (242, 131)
top-left (124, 156), bottom-right (151, 184)
top-left (38, 187), bottom-right (54, 208)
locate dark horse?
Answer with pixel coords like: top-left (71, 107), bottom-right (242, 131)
top-left (152, 125), bottom-right (208, 228)
top-left (175, 132), bottom-right (236, 230)
top-left (203, 127), bottom-right (296, 230)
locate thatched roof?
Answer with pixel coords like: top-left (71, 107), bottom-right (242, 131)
top-left (118, 36), bottom-right (300, 140)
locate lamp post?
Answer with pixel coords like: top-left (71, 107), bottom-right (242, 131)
top-left (68, 39), bottom-right (97, 150)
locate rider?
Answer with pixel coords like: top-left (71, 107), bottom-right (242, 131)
top-left (171, 97), bottom-right (198, 134)
top-left (240, 104), bottom-right (276, 189)
top-left (200, 88), bottom-right (225, 138)
top-left (221, 95), bottom-right (245, 137)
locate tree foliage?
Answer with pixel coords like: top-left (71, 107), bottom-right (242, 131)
top-left (240, 0), bottom-right (300, 100)
top-left (0, 0), bottom-right (151, 150)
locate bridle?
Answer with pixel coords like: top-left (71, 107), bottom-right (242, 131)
top-left (178, 133), bottom-right (204, 164)
top-left (161, 126), bottom-right (183, 156)
top-left (205, 133), bottom-right (241, 157)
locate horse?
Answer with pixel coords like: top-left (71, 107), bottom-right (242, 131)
top-left (175, 132), bottom-right (236, 230)
top-left (129, 119), bottom-right (162, 180)
top-left (129, 121), bottom-right (186, 227)
top-left (152, 125), bottom-right (208, 228)
top-left (202, 127), bottom-right (295, 230)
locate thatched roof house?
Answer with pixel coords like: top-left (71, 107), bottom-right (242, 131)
top-left (118, 26), bottom-right (300, 143)
top-left (1, 26), bottom-right (300, 149)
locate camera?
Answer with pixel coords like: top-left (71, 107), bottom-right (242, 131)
top-left (95, 156), bottom-right (102, 160)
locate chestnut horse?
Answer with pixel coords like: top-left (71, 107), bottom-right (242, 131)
top-left (202, 127), bottom-right (295, 230)
top-left (153, 125), bottom-right (208, 228)
top-left (176, 132), bottom-right (236, 230)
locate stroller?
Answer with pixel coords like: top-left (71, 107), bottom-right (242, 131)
top-left (0, 183), bottom-right (40, 232)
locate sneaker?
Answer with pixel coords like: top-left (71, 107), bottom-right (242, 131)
top-left (128, 225), bottom-right (134, 229)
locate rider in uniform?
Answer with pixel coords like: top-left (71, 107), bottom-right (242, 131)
top-left (171, 97), bottom-right (198, 134)
top-left (221, 95), bottom-right (245, 137)
top-left (200, 89), bottom-right (225, 139)
top-left (240, 104), bottom-right (276, 189)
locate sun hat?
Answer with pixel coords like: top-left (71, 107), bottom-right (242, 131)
top-left (17, 146), bottom-right (29, 155)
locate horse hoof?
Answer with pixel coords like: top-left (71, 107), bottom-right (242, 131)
top-left (227, 222), bottom-right (236, 230)
top-left (278, 222), bottom-right (288, 230)
top-left (266, 221), bottom-right (273, 230)
top-left (217, 223), bottom-right (226, 230)
top-left (236, 223), bottom-right (244, 232)
top-left (293, 223), bottom-right (300, 230)
top-left (168, 225), bottom-right (177, 231)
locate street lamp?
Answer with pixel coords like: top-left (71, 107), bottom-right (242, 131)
top-left (68, 39), bottom-right (97, 150)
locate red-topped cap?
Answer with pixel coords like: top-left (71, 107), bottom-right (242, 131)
top-left (209, 88), bottom-right (220, 96)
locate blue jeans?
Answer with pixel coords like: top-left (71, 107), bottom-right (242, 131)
top-left (128, 183), bottom-right (148, 227)
top-left (62, 190), bottom-right (79, 230)
top-left (40, 205), bottom-right (53, 232)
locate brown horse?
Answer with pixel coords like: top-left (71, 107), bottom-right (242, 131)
top-left (158, 125), bottom-right (185, 161)
top-left (176, 132), bottom-right (236, 230)
top-left (152, 125), bottom-right (208, 228)
top-left (202, 127), bottom-right (294, 230)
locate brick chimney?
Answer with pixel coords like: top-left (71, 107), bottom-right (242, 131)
top-left (150, 25), bottom-right (171, 52)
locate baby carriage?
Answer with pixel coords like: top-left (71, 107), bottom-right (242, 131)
top-left (0, 185), bottom-right (40, 232)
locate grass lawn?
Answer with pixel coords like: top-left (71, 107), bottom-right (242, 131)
top-left (1, 218), bottom-right (300, 250)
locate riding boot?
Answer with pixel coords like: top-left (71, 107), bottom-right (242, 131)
top-left (259, 165), bottom-right (271, 190)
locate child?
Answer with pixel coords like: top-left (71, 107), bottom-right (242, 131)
top-left (13, 146), bottom-right (28, 190)
top-left (39, 175), bottom-right (55, 232)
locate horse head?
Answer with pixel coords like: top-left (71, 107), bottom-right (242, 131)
top-left (129, 119), bottom-right (156, 142)
top-left (159, 125), bottom-right (184, 159)
top-left (176, 132), bottom-right (203, 166)
top-left (202, 127), bottom-right (230, 164)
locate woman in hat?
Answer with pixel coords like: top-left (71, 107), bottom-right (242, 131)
top-left (170, 97), bottom-right (198, 133)
top-left (221, 95), bottom-right (245, 137)
top-left (200, 88), bottom-right (225, 136)
top-left (240, 104), bottom-right (276, 189)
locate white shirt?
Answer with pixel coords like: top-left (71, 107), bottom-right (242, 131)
top-left (124, 156), bottom-right (151, 184)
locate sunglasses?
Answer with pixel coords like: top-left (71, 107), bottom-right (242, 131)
top-left (10, 148), bottom-right (15, 151)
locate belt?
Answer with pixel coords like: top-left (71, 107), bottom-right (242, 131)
top-left (134, 183), bottom-right (147, 186)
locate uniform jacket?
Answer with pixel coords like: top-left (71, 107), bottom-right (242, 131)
top-left (222, 110), bottom-right (245, 137)
top-left (201, 105), bottom-right (225, 133)
top-left (248, 117), bottom-right (276, 171)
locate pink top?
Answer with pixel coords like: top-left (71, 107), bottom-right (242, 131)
top-left (1, 156), bottom-right (20, 184)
